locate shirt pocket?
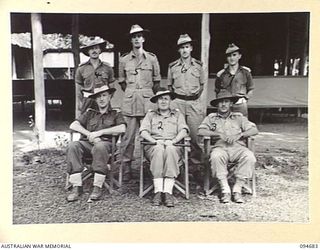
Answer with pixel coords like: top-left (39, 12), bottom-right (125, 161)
top-left (190, 68), bottom-right (201, 90)
top-left (172, 69), bottom-right (183, 88)
top-left (165, 119), bottom-right (178, 136)
top-left (125, 66), bottom-right (137, 83)
top-left (88, 119), bottom-right (98, 131)
top-left (229, 122), bottom-right (242, 135)
top-left (140, 63), bottom-right (153, 85)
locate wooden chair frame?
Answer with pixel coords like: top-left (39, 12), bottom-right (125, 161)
top-left (65, 132), bottom-right (124, 194)
top-left (203, 136), bottom-right (256, 197)
top-left (139, 138), bottom-right (191, 199)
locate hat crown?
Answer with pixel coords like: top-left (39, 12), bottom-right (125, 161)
top-left (82, 37), bottom-right (106, 48)
top-left (155, 87), bottom-right (171, 96)
top-left (177, 34), bottom-right (192, 46)
top-left (88, 84), bottom-right (116, 98)
top-left (225, 43), bottom-right (240, 54)
top-left (129, 24), bottom-right (144, 34)
top-left (216, 89), bottom-right (234, 99)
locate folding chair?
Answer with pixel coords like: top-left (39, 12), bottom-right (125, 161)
top-left (203, 136), bottom-right (256, 197)
top-left (65, 131), bottom-right (124, 193)
top-left (139, 138), bottom-right (191, 199)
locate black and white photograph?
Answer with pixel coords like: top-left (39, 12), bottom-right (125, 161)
top-left (10, 12), bottom-right (309, 225)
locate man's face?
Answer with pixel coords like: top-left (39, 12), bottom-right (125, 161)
top-left (226, 51), bottom-right (242, 66)
top-left (131, 32), bottom-right (145, 49)
top-left (217, 98), bottom-right (232, 114)
top-left (87, 45), bottom-right (102, 59)
top-left (95, 91), bottom-right (111, 109)
top-left (157, 95), bottom-right (171, 111)
top-left (178, 43), bottom-right (193, 59)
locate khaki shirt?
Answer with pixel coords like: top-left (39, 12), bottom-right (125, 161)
top-left (167, 58), bottom-right (205, 96)
top-left (75, 59), bottom-right (115, 92)
top-left (198, 112), bottom-right (257, 147)
top-left (76, 107), bottom-right (126, 141)
top-left (119, 50), bottom-right (161, 116)
top-left (215, 66), bottom-right (254, 96)
top-left (140, 109), bottom-right (189, 140)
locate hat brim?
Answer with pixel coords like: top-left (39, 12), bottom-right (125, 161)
top-left (127, 29), bottom-right (150, 36)
top-left (210, 96), bottom-right (240, 107)
top-left (150, 92), bottom-right (175, 103)
top-left (80, 41), bottom-right (107, 56)
top-left (177, 39), bottom-right (196, 47)
top-left (226, 48), bottom-right (241, 55)
top-left (88, 88), bottom-right (116, 99)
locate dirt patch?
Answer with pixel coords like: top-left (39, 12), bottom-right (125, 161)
top-left (12, 121), bottom-right (308, 223)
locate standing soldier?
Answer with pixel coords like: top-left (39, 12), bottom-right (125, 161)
top-left (75, 37), bottom-right (115, 114)
top-left (118, 24), bottom-right (161, 181)
top-left (215, 43), bottom-right (254, 117)
top-left (167, 34), bottom-right (205, 165)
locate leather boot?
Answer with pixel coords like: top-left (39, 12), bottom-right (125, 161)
top-left (122, 162), bottom-right (132, 182)
top-left (89, 186), bottom-right (103, 200)
top-left (220, 193), bottom-right (231, 203)
top-left (164, 193), bottom-right (175, 207)
top-left (152, 192), bottom-right (163, 206)
top-left (233, 192), bottom-right (244, 203)
top-left (67, 186), bottom-right (82, 202)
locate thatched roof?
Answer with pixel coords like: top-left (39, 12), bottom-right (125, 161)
top-left (11, 33), bottom-right (114, 51)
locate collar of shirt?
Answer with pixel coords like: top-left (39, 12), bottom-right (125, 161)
top-left (176, 57), bottom-right (197, 66)
top-left (225, 65), bottom-right (246, 75)
top-left (83, 59), bottom-right (103, 67)
top-left (153, 108), bottom-right (176, 117)
top-left (88, 105), bottom-right (113, 114)
top-left (216, 111), bottom-right (237, 120)
top-left (129, 50), bottom-right (147, 60)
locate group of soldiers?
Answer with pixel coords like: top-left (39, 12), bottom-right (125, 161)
top-left (66, 24), bottom-right (259, 207)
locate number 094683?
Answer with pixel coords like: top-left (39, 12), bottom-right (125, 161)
top-left (300, 244), bottom-right (319, 248)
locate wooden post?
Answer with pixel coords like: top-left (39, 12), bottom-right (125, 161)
top-left (283, 14), bottom-right (290, 76)
top-left (200, 14), bottom-right (211, 115)
top-left (31, 13), bottom-right (46, 142)
top-left (300, 15), bottom-right (309, 76)
top-left (72, 14), bottom-right (81, 119)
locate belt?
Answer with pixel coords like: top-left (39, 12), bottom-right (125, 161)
top-left (174, 93), bottom-right (199, 101)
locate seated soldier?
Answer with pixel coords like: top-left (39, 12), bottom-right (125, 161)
top-left (140, 88), bottom-right (189, 207)
top-left (66, 84), bottom-right (126, 202)
top-left (198, 90), bottom-right (258, 203)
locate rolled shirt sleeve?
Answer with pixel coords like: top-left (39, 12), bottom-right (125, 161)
top-left (167, 66), bottom-right (174, 87)
top-left (240, 116), bottom-right (257, 131)
top-left (75, 67), bottom-right (83, 86)
top-left (115, 111), bottom-right (126, 126)
top-left (198, 115), bottom-right (214, 131)
top-left (75, 111), bottom-right (89, 128)
top-left (199, 66), bottom-right (206, 86)
top-left (246, 71), bottom-right (254, 92)
top-left (177, 112), bottom-right (189, 133)
top-left (139, 111), bottom-right (152, 134)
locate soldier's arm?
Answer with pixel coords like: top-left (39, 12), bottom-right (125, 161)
top-left (152, 56), bottom-right (161, 94)
top-left (140, 112), bottom-right (157, 144)
top-left (92, 124), bottom-right (126, 138)
top-left (118, 57), bottom-right (127, 92)
top-left (69, 120), bottom-right (90, 138)
top-left (167, 66), bottom-right (174, 92)
top-left (246, 69), bottom-right (254, 99)
top-left (152, 81), bottom-right (160, 94)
